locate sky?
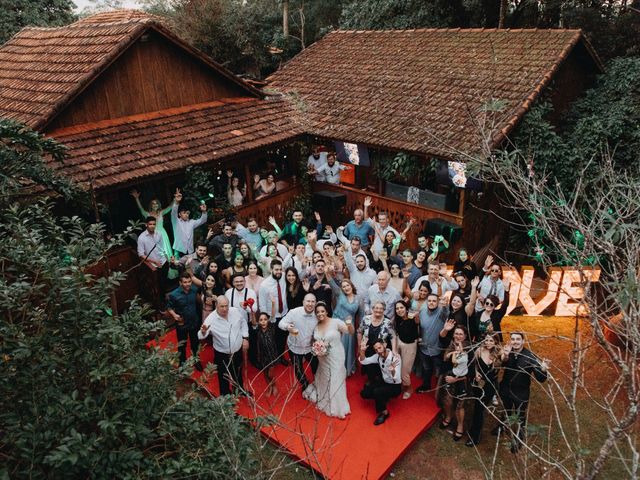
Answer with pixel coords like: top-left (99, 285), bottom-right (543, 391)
top-left (73, 0), bottom-right (143, 12)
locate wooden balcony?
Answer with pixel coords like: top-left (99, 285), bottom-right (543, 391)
top-left (310, 182), bottom-right (463, 251)
top-left (234, 182), bottom-right (304, 225)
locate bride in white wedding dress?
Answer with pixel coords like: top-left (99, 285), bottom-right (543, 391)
top-left (303, 302), bottom-right (354, 418)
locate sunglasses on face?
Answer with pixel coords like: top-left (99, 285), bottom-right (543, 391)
top-left (490, 269), bottom-right (500, 273)
top-left (485, 301), bottom-right (494, 307)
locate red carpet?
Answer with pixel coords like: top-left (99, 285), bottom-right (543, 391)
top-left (154, 330), bottom-right (440, 479)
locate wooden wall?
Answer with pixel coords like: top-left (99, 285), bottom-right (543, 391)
top-left (46, 31), bottom-right (251, 130)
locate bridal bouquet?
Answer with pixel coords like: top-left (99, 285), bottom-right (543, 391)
top-left (311, 339), bottom-right (331, 357)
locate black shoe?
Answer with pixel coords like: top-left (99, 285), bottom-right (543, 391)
top-left (374, 412), bottom-right (389, 426)
top-left (416, 385), bottom-right (430, 394)
top-left (465, 439), bottom-right (477, 448)
top-left (194, 361), bottom-right (203, 372)
top-left (280, 358), bottom-right (290, 366)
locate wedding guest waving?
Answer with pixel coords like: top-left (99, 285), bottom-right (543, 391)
top-left (171, 188), bottom-right (208, 257)
top-left (359, 339), bottom-right (402, 425)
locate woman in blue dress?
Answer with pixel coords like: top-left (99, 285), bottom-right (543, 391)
top-left (327, 272), bottom-right (363, 376)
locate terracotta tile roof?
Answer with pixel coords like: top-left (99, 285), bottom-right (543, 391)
top-left (0, 10), bottom-right (261, 130)
top-left (47, 96), bottom-right (303, 191)
top-left (267, 28), bottom-right (602, 159)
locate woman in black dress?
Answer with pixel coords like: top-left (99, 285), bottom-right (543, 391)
top-left (468, 283), bottom-right (510, 342)
top-left (285, 267), bottom-right (306, 309)
top-left (441, 326), bottom-right (472, 441)
top-left (466, 332), bottom-right (502, 446)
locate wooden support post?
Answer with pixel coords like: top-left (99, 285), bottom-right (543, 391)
top-left (457, 189), bottom-right (466, 217)
top-left (244, 162), bottom-right (254, 204)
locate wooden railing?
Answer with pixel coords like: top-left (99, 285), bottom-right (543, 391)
top-left (234, 183), bottom-right (304, 226)
top-left (311, 183), bottom-right (463, 251)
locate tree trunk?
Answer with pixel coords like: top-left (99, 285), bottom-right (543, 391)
top-left (498, 0), bottom-right (508, 28)
top-left (283, 0), bottom-right (289, 38)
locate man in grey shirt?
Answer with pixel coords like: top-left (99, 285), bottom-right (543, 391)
top-left (416, 293), bottom-right (449, 393)
top-left (365, 271), bottom-right (401, 317)
top-left (280, 293), bottom-right (318, 390)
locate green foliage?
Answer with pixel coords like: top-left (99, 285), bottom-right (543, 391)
top-left (0, 0), bottom-right (76, 44)
top-left (0, 119), bottom-right (87, 208)
top-left (513, 57), bottom-right (640, 192)
top-left (0, 122), bottom-right (263, 479)
top-left (566, 56), bottom-right (640, 172)
top-left (340, 0), bottom-right (463, 29)
top-left (374, 150), bottom-right (436, 186)
top-left (284, 143), bottom-right (313, 219)
top-left (182, 165), bottom-right (218, 215)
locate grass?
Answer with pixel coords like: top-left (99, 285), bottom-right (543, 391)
top-left (264, 315), bottom-right (633, 479)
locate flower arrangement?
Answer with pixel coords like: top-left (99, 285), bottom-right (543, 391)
top-left (311, 339), bottom-right (331, 357)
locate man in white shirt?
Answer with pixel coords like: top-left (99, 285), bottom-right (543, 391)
top-left (307, 145), bottom-right (328, 182)
top-left (137, 216), bottom-right (168, 309)
top-left (171, 189), bottom-right (208, 256)
top-left (359, 339), bottom-right (402, 425)
top-left (412, 262), bottom-right (459, 295)
top-left (225, 274), bottom-right (258, 323)
top-left (198, 296), bottom-right (249, 396)
top-left (364, 196), bottom-right (400, 254)
top-left (279, 294), bottom-right (318, 390)
top-left (258, 259), bottom-right (290, 365)
top-left (341, 237), bottom-right (377, 302)
top-left (316, 153), bottom-right (351, 185)
top-left (365, 271), bottom-right (401, 318)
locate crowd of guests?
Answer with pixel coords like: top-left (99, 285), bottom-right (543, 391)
top-left (135, 185), bottom-right (550, 452)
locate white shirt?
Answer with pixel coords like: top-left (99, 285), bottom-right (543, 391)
top-left (258, 275), bottom-right (289, 320)
top-left (279, 306), bottom-right (318, 355)
top-left (365, 285), bottom-right (401, 317)
top-left (317, 162), bottom-right (348, 184)
top-left (224, 287), bottom-right (257, 322)
top-left (137, 229), bottom-right (167, 265)
top-left (198, 306), bottom-right (248, 354)
top-left (308, 152), bottom-right (328, 182)
top-left (360, 350), bottom-right (402, 384)
top-left (411, 275), bottom-right (459, 294)
top-left (368, 219), bottom-right (400, 254)
top-left (171, 203), bottom-right (208, 254)
top-left (342, 248), bottom-right (377, 301)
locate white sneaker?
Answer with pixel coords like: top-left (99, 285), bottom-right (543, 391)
top-left (402, 391), bottom-right (412, 400)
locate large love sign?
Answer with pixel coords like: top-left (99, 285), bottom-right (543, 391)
top-left (443, 266), bottom-right (601, 316)
top-left (503, 266), bottom-right (600, 316)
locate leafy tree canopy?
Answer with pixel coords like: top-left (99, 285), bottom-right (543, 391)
top-left (0, 0), bottom-right (76, 44)
top-left (513, 56), bottom-right (640, 189)
top-left (0, 119), bottom-right (263, 479)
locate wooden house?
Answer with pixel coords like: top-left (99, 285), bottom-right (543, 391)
top-left (0, 11), bottom-right (603, 258)
top-left (267, 28), bottom-right (603, 254)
